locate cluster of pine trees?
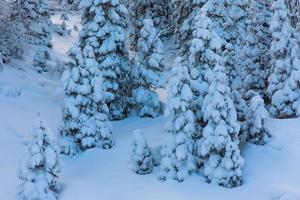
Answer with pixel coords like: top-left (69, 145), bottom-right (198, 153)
top-left (10, 0), bottom-right (300, 198)
top-left (128, 0), bottom-right (300, 188)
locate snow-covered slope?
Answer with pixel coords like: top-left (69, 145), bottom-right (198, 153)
top-left (1, 14), bottom-right (300, 200)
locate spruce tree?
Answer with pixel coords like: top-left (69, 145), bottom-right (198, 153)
top-left (287, 0), bottom-right (300, 29)
top-left (79, 0), bottom-right (131, 120)
top-left (18, 117), bottom-right (60, 200)
top-left (231, 90), bottom-right (248, 140)
top-left (0, 1), bottom-right (25, 63)
top-left (131, 129), bottom-right (154, 175)
top-left (170, 0), bottom-right (192, 41)
top-left (127, 0), bottom-right (151, 52)
top-left (198, 66), bottom-right (244, 188)
top-left (133, 18), bottom-right (166, 118)
top-left (245, 95), bottom-right (270, 145)
top-left (222, 0), bottom-right (250, 91)
top-left (20, 0), bottom-right (52, 48)
top-left (33, 48), bottom-right (50, 73)
top-left (127, 0), bottom-right (170, 51)
top-left (244, 0), bottom-right (272, 98)
top-left (60, 47), bottom-right (114, 154)
top-left (160, 57), bottom-right (196, 182)
top-left (184, 4), bottom-right (224, 134)
top-left (267, 0), bottom-right (300, 118)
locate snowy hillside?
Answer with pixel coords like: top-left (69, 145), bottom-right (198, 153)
top-left (1, 60), bottom-right (300, 200)
top-left (1, 0), bottom-right (300, 200)
top-left (1, 13), bottom-right (300, 200)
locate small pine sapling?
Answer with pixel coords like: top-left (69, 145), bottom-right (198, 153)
top-left (18, 117), bottom-right (60, 200)
top-left (131, 129), bottom-right (154, 175)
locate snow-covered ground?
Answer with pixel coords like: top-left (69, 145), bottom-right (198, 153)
top-left (1, 14), bottom-right (300, 200)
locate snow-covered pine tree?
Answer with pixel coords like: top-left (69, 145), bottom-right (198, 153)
top-left (126, 0), bottom-right (150, 52)
top-left (0, 1), bottom-right (25, 63)
top-left (267, 0), bottom-right (300, 118)
top-left (20, 0), bottom-right (53, 48)
top-left (198, 66), bottom-right (244, 188)
top-left (77, 0), bottom-right (131, 120)
top-left (18, 117), bottom-right (60, 200)
top-left (170, 0), bottom-right (192, 41)
top-left (133, 18), bottom-right (166, 118)
top-left (60, 44), bottom-right (114, 155)
top-left (287, 0), bottom-right (300, 29)
top-left (127, 0), bottom-right (170, 51)
top-left (231, 90), bottom-right (247, 140)
top-left (33, 48), bottom-right (50, 73)
top-left (159, 57), bottom-right (196, 182)
top-left (131, 129), bottom-right (154, 175)
top-left (244, 0), bottom-right (272, 98)
top-left (222, 0), bottom-right (250, 91)
top-left (245, 95), bottom-right (270, 145)
top-left (182, 5), bottom-right (224, 135)
top-left (151, 0), bottom-right (171, 36)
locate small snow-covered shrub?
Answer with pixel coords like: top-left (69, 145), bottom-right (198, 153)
top-left (131, 130), bottom-right (154, 175)
top-left (132, 88), bottom-right (164, 118)
top-left (60, 13), bottom-right (69, 20)
top-left (33, 48), bottom-right (50, 73)
top-left (18, 117), bottom-right (60, 200)
top-left (53, 21), bottom-right (71, 36)
top-left (245, 95), bottom-right (270, 145)
top-left (73, 24), bottom-right (78, 32)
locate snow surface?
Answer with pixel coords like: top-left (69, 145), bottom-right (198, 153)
top-left (0, 14), bottom-right (300, 200)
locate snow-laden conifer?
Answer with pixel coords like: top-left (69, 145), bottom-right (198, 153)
top-left (131, 129), bottom-right (154, 175)
top-left (243, 0), bottom-right (272, 98)
top-left (198, 66), bottom-right (244, 188)
top-left (18, 117), bottom-right (60, 200)
top-left (127, 0), bottom-right (170, 51)
top-left (78, 0), bottom-right (131, 120)
top-left (133, 18), bottom-right (166, 118)
top-left (245, 95), bottom-right (270, 145)
top-left (33, 48), bottom-right (50, 73)
top-left (222, 0), bottom-right (250, 91)
top-left (159, 57), bottom-right (196, 182)
top-left (60, 44), bottom-right (114, 155)
top-left (231, 90), bottom-right (247, 140)
top-left (185, 6), bottom-right (224, 132)
top-left (267, 0), bottom-right (300, 118)
top-left (0, 1), bottom-right (25, 63)
top-left (20, 0), bottom-right (52, 48)
top-left (287, 0), bottom-right (300, 29)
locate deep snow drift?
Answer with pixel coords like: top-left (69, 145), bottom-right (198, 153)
top-left (0, 14), bottom-right (300, 200)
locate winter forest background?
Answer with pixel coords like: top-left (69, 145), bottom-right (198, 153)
top-left (0, 0), bottom-right (300, 199)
